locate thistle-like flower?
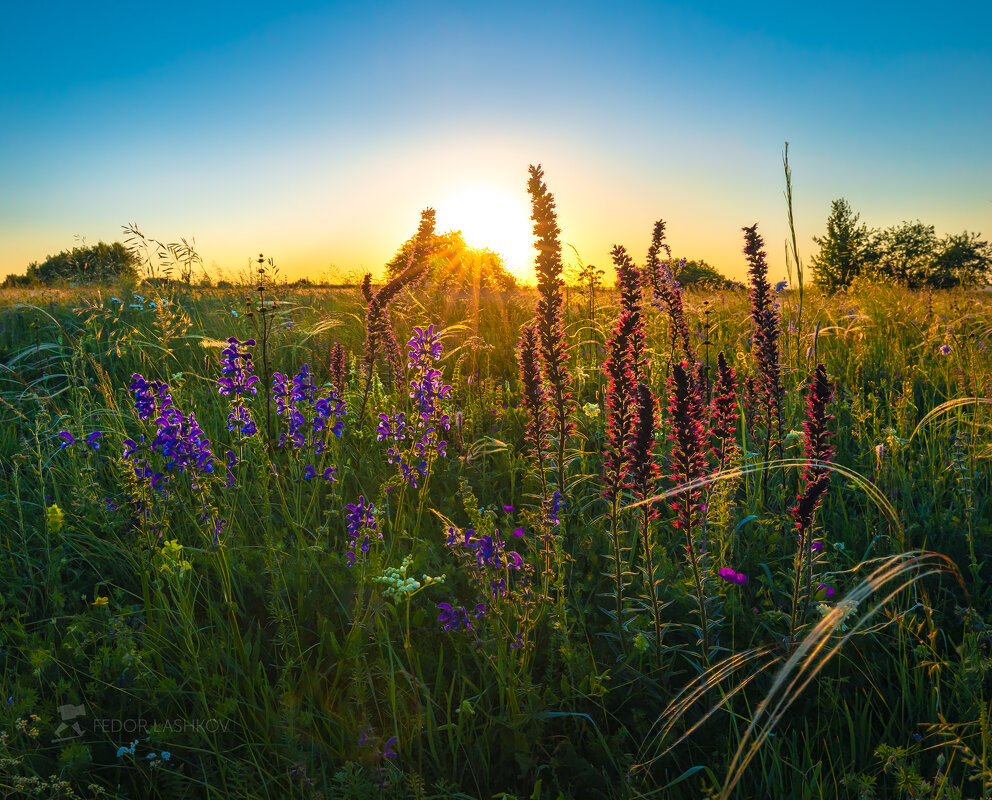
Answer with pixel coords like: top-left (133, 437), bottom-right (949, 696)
top-left (527, 164), bottom-right (574, 495)
top-left (602, 246), bottom-right (646, 502)
top-left (743, 224), bottom-right (784, 463)
top-left (668, 359), bottom-right (712, 661)
top-left (329, 342), bottom-right (348, 395)
top-left (517, 324), bottom-right (549, 492)
top-left (788, 363), bottom-right (836, 645)
top-left (710, 351), bottom-right (739, 471)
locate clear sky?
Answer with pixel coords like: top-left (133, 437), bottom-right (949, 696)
top-left (2, 1), bottom-right (990, 284)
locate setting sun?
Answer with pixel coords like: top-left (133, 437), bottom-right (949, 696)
top-left (435, 186), bottom-right (535, 284)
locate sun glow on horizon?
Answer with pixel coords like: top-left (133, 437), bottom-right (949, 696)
top-left (435, 186), bottom-right (535, 284)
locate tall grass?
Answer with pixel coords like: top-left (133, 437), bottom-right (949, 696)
top-left (0, 229), bottom-right (990, 799)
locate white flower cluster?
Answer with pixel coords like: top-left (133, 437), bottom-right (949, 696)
top-left (816, 597), bottom-right (860, 633)
top-left (374, 555), bottom-right (444, 601)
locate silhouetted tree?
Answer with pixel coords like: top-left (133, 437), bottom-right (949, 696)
top-left (385, 230), bottom-right (517, 291)
top-left (810, 198), bottom-right (874, 290)
top-left (3, 241), bottom-right (138, 288)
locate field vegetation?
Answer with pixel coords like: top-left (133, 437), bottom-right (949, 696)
top-left (1, 168), bottom-right (991, 800)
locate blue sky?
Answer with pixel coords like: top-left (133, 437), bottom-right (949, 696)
top-left (2, 1), bottom-right (990, 282)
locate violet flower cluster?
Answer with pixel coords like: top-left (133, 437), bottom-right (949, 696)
top-left (271, 363), bottom-right (346, 480)
top-left (217, 337), bottom-right (259, 438)
top-left (436, 602), bottom-right (487, 632)
top-left (344, 495), bottom-right (379, 566)
top-left (124, 374), bottom-right (215, 494)
top-left (444, 525), bottom-right (523, 605)
top-left (375, 326), bottom-right (451, 488)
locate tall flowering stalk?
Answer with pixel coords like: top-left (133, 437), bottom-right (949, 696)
top-left (218, 337), bottom-right (260, 439)
top-left (668, 360), bottom-right (711, 662)
top-left (788, 364), bottom-right (835, 645)
top-left (710, 352), bottom-right (739, 473)
top-left (630, 382), bottom-right (664, 669)
top-left (328, 342), bottom-right (348, 395)
top-left (270, 363), bottom-right (346, 483)
top-left (359, 209), bottom-right (436, 424)
top-left (600, 245), bottom-right (646, 652)
top-left (527, 165), bottom-right (573, 500)
top-left (644, 219), bottom-right (671, 298)
top-left (743, 224), bottom-right (785, 484)
top-left (375, 325), bottom-right (451, 491)
top-left (645, 220), bottom-right (695, 368)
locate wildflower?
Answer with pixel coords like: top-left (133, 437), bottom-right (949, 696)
top-left (632, 632), bottom-right (650, 653)
top-left (218, 338), bottom-right (260, 403)
top-left (323, 467), bottom-right (336, 482)
top-left (815, 584), bottom-right (836, 600)
top-left (344, 496), bottom-right (378, 566)
top-left (512, 527), bottom-right (524, 538)
top-left (58, 431), bottom-right (75, 449)
top-left (303, 465), bottom-right (316, 481)
top-left (602, 245), bottom-right (646, 507)
top-left (669, 360), bottom-right (712, 658)
top-left (91, 596), bottom-right (109, 606)
top-left (46, 504), bottom-right (65, 534)
top-left (582, 402), bottom-right (601, 418)
top-left (550, 490), bottom-right (564, 525)
top-left (711, 352), bottom-right (739, 470)
top-left (528, 164), bottom-right (574, 494)
top-left (407, 324), bottom-right (444, 368)
top-left (86, 431), bottom-right (103, 449)
top-left (774, 280), bottom-right (788, 293)
top-left (517, 324), bottom-right (550, 490)
top-left (437, 602), bottom-right (478, 632)
top-left (503, 505), bottom-right (514, 513)
top-left (718, 567), bottom-right (748, 585)
top-left (383, 736), bottom-right (398, 760)
top-left (939, 344), bottom-right (952, 355)
top-left (744, 224), bottom-right (784, 460)
top-left (329, 341), bottom-right (348, 393)
top-left (117, 740), bottom-right (138, 758)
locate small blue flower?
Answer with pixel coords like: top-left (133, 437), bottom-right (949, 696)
top-left (774, 280), bottom-right (788, 292)
top-left (58, 431), bottom-right (75, 449)
top-left (303, 465), bottom-right (316, 481)
top-left (86, 431), bottom-right (103, 449)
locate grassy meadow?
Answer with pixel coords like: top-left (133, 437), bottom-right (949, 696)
top-left (1, 263), bottom-right (991, 799)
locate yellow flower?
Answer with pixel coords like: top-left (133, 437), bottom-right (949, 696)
top-left (582, 402), bottom-right (601, 419)
top-left (46, 504), bottom-right (65, 534)
top-left (91, 596), bottom-right (109, 606)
